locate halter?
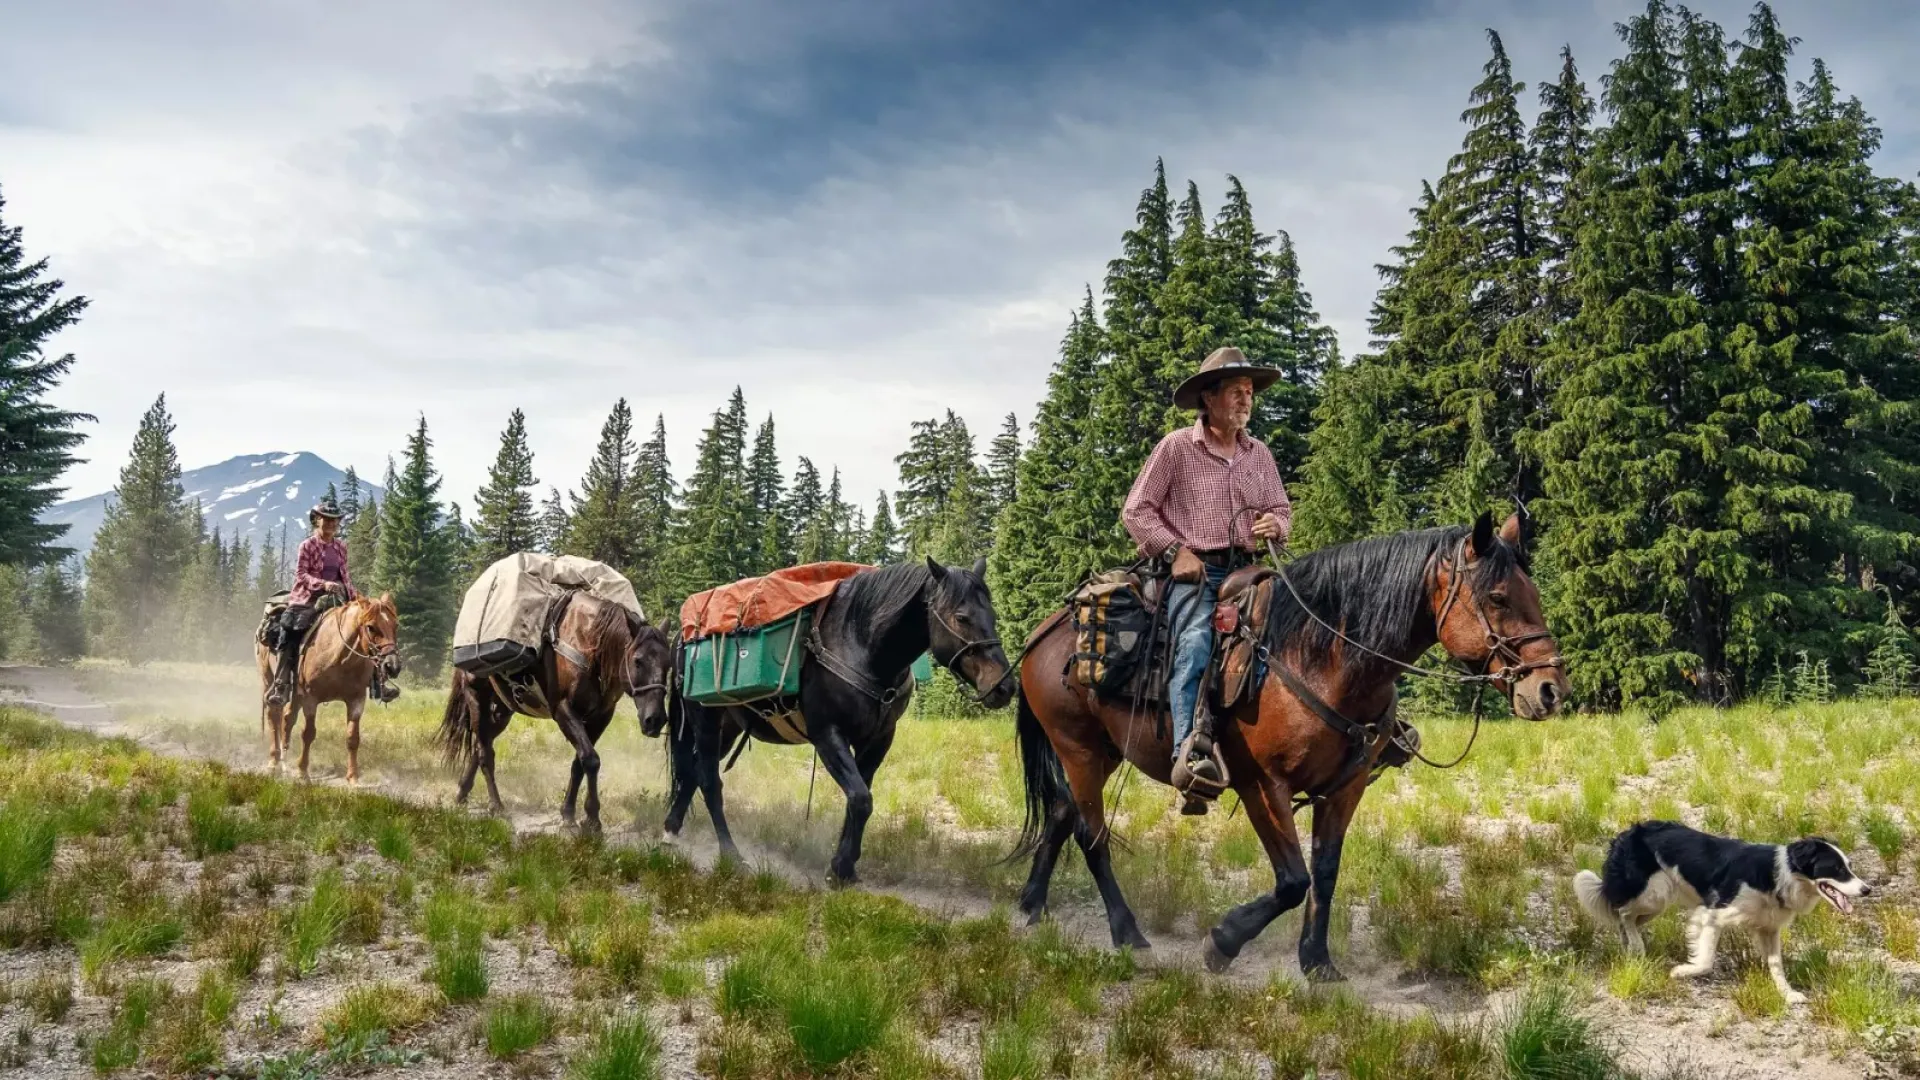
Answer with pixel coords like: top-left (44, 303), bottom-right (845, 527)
top-left (806, 576), bottom-right (1013, 706)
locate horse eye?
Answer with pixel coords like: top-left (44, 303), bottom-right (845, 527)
top-left (1489, 592), bottom-right (1509, 608)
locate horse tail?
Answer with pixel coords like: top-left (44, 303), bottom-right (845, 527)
top-left (435, 668), bottom-right (479, 772)
top-left (1008, 679), bottom-right (1069, 862)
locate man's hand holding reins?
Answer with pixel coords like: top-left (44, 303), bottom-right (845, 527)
top-left (1171, 545), bottom-right (1205, 584)
top-left (1252, 512), bottom-right (1286, 541)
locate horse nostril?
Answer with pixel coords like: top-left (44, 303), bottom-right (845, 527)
top-left (1538, 682), bottom-right (1558, 711)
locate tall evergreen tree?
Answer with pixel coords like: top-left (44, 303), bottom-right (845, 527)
top-left (472, 408), bottom-right (540, 567)
top-left (85, 395), bottom-right (197, 662)
top-left (1532, 46), bottom-right (1597, 333)
top-left (567, 399), bottom-right (640, 571)
top-left (630, 415), bottom-right (677, 616)
top-left (0, 186), bottom-right (93, 567)
top-left (346, 494), bottom-right (380, 594)
top-left (983, 413), bottom-right (1021, 527)
top-left (673, 388), bottom-right (754, 594)
top-left (861, 491), bottom-right (899, 565)
top-left (989, 291), bottom-right (1109, 638)
top-left (537, 487), bottom-right (571, 555)
top-left (374, 417), bottom-right (455, 676)
top-left (745, 415), bottom-right (789, 572)
top-left (28, 559), bottom-right (85, 662)
top-left (339, 466), bottom-right (364, 527)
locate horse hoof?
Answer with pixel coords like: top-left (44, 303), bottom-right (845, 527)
top-left (1117, 926), bottom-right (1152, 951)
top-left (1022, 907), bottom-right (1047, 927)
top-left (660, 829), bottom-right (683, 848)
top-left (1304, 962), bottom-right (1346, 984)
top-left (827, 866), bottom-right (859, 889)
top-left (1203, 936), bottom-right (1234, 974)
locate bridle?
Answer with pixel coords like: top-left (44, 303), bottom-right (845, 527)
top-left (1262, 533), bottom-right (1562, 776)
top-left (333, 601), bottom-right (397, 666)
top-left (808, 578), bottom-right (1014, 707)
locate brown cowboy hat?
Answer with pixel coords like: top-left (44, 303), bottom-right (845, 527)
top-left (308, 497), bottom-right (344, 525)
top-left (1172, 346), bottom-right (1283, 410)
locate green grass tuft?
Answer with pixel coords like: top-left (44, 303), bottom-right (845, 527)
top-left (185, 787), bottom-right (246, 858)
top-left (483, 993), bottom-right (556, 1060)
top-left (568, 1011), bottom-right (661, 1080)
top-left (79, 906), bottom-right (183, 993)
top-left (0, 806), bottom-right (58, 903)
top-left (283, 868), bottom-right (350, 977)
top-left (317, 981), bottom-right (440, 1047)
top-left (1500, 984), bottom-right (1619, 1080)
top-left (1732, 969), bottom-right (1787, 1019)
top-left (90, 976), bottom-right (169, 1074)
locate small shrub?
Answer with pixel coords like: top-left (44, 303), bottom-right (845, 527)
top-left (981, 1012), bottom-right (1049, 1080)
top-left (1881, 908), bottom-right (1920, 962)
top-left (593, 903), bottom-right (651, 991)
top-left (1813, 960), bottom-right (1912, 1035)
top-left (1605, 957), bottom-right (1674, 1003)
top-left (1499, 984), bottom-right (1619, 1080)
top-left (317, 982), bottom-right (441, 1046)
top-left (483, 993), bottom-right (556, 1060)
top-left (569, 1010), bottom-right (661, 1080)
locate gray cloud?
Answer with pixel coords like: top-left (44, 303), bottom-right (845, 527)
top-left (6, 0), bottom-right (1915, 515)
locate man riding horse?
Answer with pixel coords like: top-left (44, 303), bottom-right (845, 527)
top-left (1121, 346), bottom-right (1291, 814)
top-left (267, 497), bottom-right (399, 707)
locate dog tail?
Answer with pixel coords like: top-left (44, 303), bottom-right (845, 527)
top-left (1572, 869), bottom-right (1612, 924)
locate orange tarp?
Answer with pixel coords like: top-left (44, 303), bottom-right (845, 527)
top-left (680, 561), bottom-right (873, 640)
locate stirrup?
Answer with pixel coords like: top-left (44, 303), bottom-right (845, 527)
top-left (1171, 731), bottom-right (1229, 803)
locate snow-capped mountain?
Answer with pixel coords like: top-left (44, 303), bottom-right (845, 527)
top-left (41, 452), bottom-right (384, 564)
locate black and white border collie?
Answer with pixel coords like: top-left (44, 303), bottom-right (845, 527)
top-left (1573, 821), bottom-right (1868, 1004)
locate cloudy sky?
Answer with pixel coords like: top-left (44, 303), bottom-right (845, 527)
top-left (7, 0), bottom-right (1917, 513)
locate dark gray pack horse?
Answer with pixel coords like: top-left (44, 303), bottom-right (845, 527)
top-left (660, 557), bottom-right (1015, 884)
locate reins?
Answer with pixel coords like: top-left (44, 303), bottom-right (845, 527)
top-left (805, 573), bottom-right (1014, 707)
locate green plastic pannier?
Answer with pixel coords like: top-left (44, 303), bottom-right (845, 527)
top-left (681, 609), bottom-right (811, 706)
top-left (911, 653), bottom-right (933, 682)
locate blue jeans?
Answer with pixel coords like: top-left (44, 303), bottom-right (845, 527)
top-left (1167, 564), bottom-right (1229, 759)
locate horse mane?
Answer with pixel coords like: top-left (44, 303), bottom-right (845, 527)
top-left (831, 562), bottom-right (932, 638)
top-left (1267, 525), bottom-right (1522, 671)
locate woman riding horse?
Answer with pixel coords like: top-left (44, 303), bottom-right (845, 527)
top-left (268, 497), bottom-right (398, 706)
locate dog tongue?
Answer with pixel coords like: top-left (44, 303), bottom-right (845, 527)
top-left (1821, 883), bottom-right (1853, 915)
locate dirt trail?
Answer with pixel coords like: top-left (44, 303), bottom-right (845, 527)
top-left (0, 665), bottom-right (1874, 1080)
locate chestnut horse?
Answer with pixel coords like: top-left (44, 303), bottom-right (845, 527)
top-left (435, 592), bottom-right (673, 833)
top-left (1010, 512), bottom-right (1570, 979)
top-left (256, 593), bottom-right (400, 782)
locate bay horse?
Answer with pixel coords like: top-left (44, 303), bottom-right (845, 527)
top-left (434, 593), bottom-right (673, 834)
top-left (661, 557), bottom-right (1015, 884)
top-left (256, 593), bottom-right (400, 782)
top-left (1011, 512), bottom-right (1570, 979)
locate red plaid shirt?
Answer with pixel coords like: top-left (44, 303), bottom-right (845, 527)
top-left (1122, 421), bottom-right (1292, 558)
top-left (289, 535), bottom-right (353, 607)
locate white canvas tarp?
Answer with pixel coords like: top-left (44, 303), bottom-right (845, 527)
top-left (453, 552), bottom-right (645, 654)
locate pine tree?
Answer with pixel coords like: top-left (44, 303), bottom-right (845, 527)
top-left (0, 185), bottom-right (93, 567)
top-left (339, 466), bottom-right (364, 527)
top-left (862, 491), bottom-right (898, 565)
top-left (254, 526), bottom-right (285, 600)
top-left (83, 396), bottom-right (198, 662)
top-left (375, 417), bottom-right (455, 676)
top-left (784, 458), bottom-right (824, 559)
top-left (1532, 46), bottom-right (1597, 333)
top-left (566, 399), bottom-right (640, 571)
top-left (983, 412), bottom-right (1021, 527)
top-left (472, 408), bottom-right (540, 568)
top-left (537, 487), bottom-right (571, 555)
top-left (673, 389), bottom-right (754, 594)
top-left (446, 501), bottom-right (479, 591)
top-left (28, 559), bottom-right (84, 662)
top-left (989, 291), bottom-right (1108, 638)
top-left (346, 494), bottom-right (380, 594)
top-left (175, 510), bottom-right (222, 661)
top-left (630, 415), bottom-right (676, 616)
top-left (745, 416), bottom-right (789, 572)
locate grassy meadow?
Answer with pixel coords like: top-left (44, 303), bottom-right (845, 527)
top-left (0, 661), bottom-right (1914, 1076)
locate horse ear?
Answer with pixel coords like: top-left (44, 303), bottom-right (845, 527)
top-left (1470, 511), bottom-right (1496, 559)
top-left (971, 555), bottom-right (987, 580)
top-left (925, 555), bottom-right (946, 580)
top-left (1498, 511), bottom-right (1527, 552)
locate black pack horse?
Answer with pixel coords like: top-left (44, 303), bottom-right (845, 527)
top-left (660, 557), bottom-right (1016, 884)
